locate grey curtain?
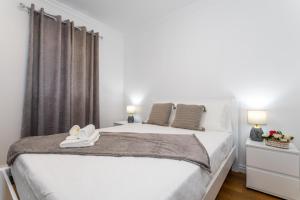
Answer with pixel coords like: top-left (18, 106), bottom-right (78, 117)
top-left (22, 4), bottom-right (100, 137)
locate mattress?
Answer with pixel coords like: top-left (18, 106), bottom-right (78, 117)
top-left (11, 124), bottom-right (234, 200)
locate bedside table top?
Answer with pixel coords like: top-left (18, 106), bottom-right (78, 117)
top-left (114, 121), bottom-right (128, 125)
top-left (113, 121), bottom-right (141, 126)
top-left (246, 138), bottom-right (299, 155)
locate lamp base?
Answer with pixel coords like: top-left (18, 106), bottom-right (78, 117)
top-left (250, 127), bottom-right (264, 141)
top-left (127, 116), bottom-right (134, 123)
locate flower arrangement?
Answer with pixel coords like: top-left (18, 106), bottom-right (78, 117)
top-left (262, 130), bottom-right (294, 149)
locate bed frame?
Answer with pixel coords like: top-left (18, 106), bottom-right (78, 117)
top-left (0, 167), bottom-right (18, 200)
top-left (203, 146), bottom-right (236, 200)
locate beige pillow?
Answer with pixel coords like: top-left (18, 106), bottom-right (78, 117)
top-left (171, 104), bottom-right (205, 131)
top-left (147, 103), bottom-right (174, 126)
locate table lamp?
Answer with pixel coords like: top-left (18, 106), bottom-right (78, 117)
top-left (248, 110), bottom-right (267, 141)
top-left (126, 105), bottom-right (136, 123)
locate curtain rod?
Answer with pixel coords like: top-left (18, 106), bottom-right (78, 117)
top-left (19, 3), bottom-right (103, 39)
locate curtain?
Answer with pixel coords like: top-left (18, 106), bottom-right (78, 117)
top-left (22, 4), bottom-right (100, 137)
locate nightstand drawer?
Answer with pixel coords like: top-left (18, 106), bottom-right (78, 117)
top-left (247, 167), bottom-right (300, 200)
top-left (247, 146), bottom-right (299, 177)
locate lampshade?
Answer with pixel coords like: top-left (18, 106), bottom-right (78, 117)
top-left (126, 105), bottom-right (136, 114)
top-left (247, 110), bottom-right (267, 125)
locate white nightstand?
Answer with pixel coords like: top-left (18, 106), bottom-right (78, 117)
top-left (246, 138), bottom-right (300, 199)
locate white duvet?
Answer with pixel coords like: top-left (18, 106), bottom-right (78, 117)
top-left (11, 124), bottom-right (233, 200)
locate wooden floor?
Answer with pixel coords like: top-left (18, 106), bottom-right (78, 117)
top-left (216, 171), bottom-right (282, 200)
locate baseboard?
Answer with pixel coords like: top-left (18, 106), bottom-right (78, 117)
top-left (232, 163), bottom-right (246, 173)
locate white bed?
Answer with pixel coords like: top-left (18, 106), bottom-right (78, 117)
top-left (7, 99), bottom-right (239, 200)
top-left (10, 124), bottom-right (234, 200)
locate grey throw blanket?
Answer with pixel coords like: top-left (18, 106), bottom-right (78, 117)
top-left (7, 132), bottom-right (210, 171)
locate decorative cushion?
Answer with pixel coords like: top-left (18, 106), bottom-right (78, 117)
top-left (171, 104), bottom-right (205, 131)
top-left (147, 103), bottom-right (174, 126)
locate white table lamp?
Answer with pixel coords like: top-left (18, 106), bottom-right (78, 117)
top-left (126, 105), bottom-right (136, 123)
top-left (248, 110), bottom-right (267, 141)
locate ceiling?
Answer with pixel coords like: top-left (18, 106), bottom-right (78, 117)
top-left (57, 0), bottom-right (198, 33)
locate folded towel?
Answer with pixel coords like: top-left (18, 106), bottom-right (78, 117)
top-left (60, 131), bottom-right (100, 148)
top-left (66, 124), bottom-right (95, 140)
top-left (79, 124), bottom-right (95, 138)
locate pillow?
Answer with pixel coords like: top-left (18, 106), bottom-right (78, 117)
top-left (169, 100), bottom-right (233, 132)
top-left (147, 103), bottom-right (174, 126)
top-left (171, 104), bottom-right (205, 131)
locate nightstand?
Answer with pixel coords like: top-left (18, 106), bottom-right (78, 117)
top-left (246, 138), bottom-right (300, 199)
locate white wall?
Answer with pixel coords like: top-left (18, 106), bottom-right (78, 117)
top-left (0, 0), bottom-right (124, 165)
top-left (124, 0), bottom-right (300, 170)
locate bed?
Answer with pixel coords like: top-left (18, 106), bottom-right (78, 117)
top-left (4, 99), bottom-right (239, 200)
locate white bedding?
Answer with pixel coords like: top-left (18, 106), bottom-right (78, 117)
top-left (12, 124), bottom-right (234, 200)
